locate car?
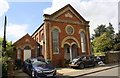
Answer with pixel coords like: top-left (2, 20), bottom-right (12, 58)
top-left (69, 55), bottom-right (98, 69)
top-left (23, 58), bottom-right (56, 77)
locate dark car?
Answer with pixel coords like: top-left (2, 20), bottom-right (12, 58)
top-left (23, 58), bottom-right (56, 77)
top-left (69, 55), bottom-right (98, 69)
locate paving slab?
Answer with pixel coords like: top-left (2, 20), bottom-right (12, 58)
top-left (57, 64), bottom-right (119, 77)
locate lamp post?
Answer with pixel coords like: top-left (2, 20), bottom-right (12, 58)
top-left (2, 16), bottom-right (7, 56)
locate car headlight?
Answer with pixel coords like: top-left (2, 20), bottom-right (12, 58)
top-left (53, 68), bottom-right (56, 72)
top-left (35, 68), bottom-right (42, 73)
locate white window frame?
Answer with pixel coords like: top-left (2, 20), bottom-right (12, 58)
top-left (80, 32), bottom-right (86, 53)
top-left (52, 29), bottom-right (59, 54)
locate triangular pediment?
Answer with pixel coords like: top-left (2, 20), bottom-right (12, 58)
top-left (46, 4), bottom-right (88, 24)
top-left (13, 33), bottom-right (39, 47)
top-left (54, 9), bottom-right (83, 23)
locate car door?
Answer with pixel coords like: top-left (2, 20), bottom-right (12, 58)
top-left (23, 59), bottom-right (29, 71)
top-left (24, 59), bottom-right (31, 73)
top-left (85, 56), bottom-right (91, 66)
top-left (27, 60), bottom-right (32, 74)
top-left (87, 56), bottom-right (95, 66)
top-left (82, 56), bottom-right (89, 66)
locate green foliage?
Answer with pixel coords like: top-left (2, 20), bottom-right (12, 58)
top-left (106, 23), bottom-right (115, 35)
top-left (0, 38), bottom-right (14, 58)
top-left (92, 23), bottom-right (115, 40)
top-left (113, 31), bottom-right (120, 50)
top-left (114, 31), bottom-right (120, 43)
top-left (93, 52), bottom-right (105, 56)
top-left (92, 33), bottom-right (114, 52)
top-left (113, 43), bottom-right (120, 51)
top-left (0, 38), bottom-right (3, 57)
top-left (92, 24), bottom-right (107, 39)
top-left (0, 37), bottom-right (14, 77)
top-left (92, 23), bottom-right (118, 52)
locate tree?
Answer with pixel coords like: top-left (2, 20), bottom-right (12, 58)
top-left (106, 23), bottom-right (115, 39)
top-left (0, 38), bottom-right (2, 56)
top-left (113, 31), bottom-right (120, 50)
top-left (92, 24), bottom-right (107, 39)
top-left (114, 31), bottom-right (120, 43)
top-left (0, 38), bottom-right (14, 77)
top-left (92, 32), bottom-right (114, 52)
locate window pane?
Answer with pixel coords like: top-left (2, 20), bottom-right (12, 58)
top-left (17, 49), bottom-right (21, 59)
top-left (80, 32), bottom-right (86, 53)
top-left (52, 29), bottom-right (59, 54)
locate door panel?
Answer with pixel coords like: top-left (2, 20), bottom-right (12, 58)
top-left (24, 50), bottom-right (31, 61)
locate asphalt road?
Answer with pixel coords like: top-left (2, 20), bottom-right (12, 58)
top-left (76, 67), bottom-right (120, 78)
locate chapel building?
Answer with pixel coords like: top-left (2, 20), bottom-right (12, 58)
top-left (14, 4), bottom-right (91, 67)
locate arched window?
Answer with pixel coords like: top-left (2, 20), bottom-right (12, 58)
top-left (52, 29), bottom-right (59, 54)
top-left (80, 32), bottom-right (86, 53)
top-left (24, 46), bottom-right (31, 50)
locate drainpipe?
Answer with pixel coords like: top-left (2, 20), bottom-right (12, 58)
top-left (70, 46), bottom-right (72, 62)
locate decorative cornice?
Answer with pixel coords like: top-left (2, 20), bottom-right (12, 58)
top-left (44, 19), bottom-right (88, 25)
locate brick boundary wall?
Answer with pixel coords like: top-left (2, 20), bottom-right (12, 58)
top-left (105, 51), bottom-right (120, 64)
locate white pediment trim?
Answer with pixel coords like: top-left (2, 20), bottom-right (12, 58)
top-left (52, 7), bottom-right (83, 23)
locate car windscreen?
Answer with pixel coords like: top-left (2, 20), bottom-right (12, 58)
top-left (32, 61), bottom-right (47, 66)
top-left (31, 59), bottom-right (37, 63)
top-left (75, 56), bottom-right (84, 59)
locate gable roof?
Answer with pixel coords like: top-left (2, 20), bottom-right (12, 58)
top-left (13, 33), bottom-right (39, 47)
top-left (44, 4), bottom-right (89, 23)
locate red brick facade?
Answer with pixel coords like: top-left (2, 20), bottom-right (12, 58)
top-left (32, 4), bottom-right (91, 67)
top-left (14, 4), bottom-right (91, 67)
top-left (13, 34), bottom-right (40, 62)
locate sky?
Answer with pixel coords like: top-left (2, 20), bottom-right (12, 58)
top-left (0, 0), bottom-right (119, 43)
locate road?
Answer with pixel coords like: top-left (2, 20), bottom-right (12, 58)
top-left (76, 67), bottom-right (120, 78)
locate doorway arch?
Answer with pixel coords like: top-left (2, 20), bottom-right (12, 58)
top-left (64, 42), bottom-right (78, 62)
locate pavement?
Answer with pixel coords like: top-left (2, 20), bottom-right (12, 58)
top-left (14, 69), bottom-right (31, 78)
top-left (57, 63), bottom-right (119, 77)
top-left (13, 63), bottom-right (119, 78)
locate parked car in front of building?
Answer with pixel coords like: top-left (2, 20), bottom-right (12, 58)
top-left (23, 58), bottom-right (56, 77)
top-left (69, 55), bottom-right (98, 69)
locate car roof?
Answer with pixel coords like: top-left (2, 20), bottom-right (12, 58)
top-left (28, 57), bottom-right (44, 60)
top-left (78, 55), bottom-right (94, 57)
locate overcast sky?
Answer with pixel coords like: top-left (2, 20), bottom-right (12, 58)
top-left (0, 0), bottom-right (119, 43)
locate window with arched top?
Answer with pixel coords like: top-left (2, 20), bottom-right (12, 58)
top-left (24, 46), bottom-right (31, 50)
top-left (80, 32), bottom-right (86, 53)
top-left (52, 29), bottom-right (59, 54)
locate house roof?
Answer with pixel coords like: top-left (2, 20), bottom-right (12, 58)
top-left (31, 23), bottom-right (44, 37)
top-left (13, 33), bottom-right (39, 47)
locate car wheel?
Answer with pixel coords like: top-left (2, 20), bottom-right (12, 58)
top-left (94, 62), bottom-right (98, 67)
top-left (79, 63), bottom-right (84, 69)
